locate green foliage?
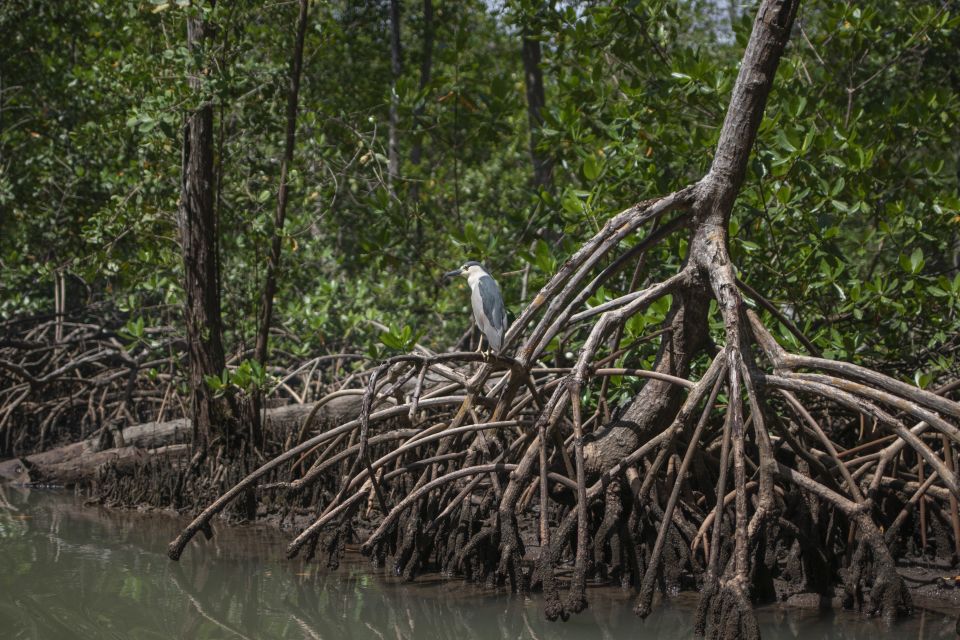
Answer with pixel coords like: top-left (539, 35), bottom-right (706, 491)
top-left (205, 359), bottom-right (270, 397)
top-left (379, 324), bottom-right (423, 352)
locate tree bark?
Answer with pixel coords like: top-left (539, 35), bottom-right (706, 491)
top-left (522, 32), bottom-right (552, 189)
top-left (179, 3), bottom-right (233, 453)
top-left (583, 279), bottom-right (709, 476)
top-left (250, 0), bottom-right (310, 446)
top-left (410, 0), bottom-right (433, 244)
top-left (387, 0), bottom-right (402, 194)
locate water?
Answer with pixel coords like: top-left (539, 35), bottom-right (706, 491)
top-left (0, 487), bottom-right (956, 640)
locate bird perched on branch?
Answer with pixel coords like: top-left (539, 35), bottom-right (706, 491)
top-left (444, 261), bottom-right (508, 354)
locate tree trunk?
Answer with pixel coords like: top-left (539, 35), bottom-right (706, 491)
top-left (953, 148), bottom-right (960, 274)
top-left (522, 32), bottom-right (552, 189)
top-left (179, 4), bottom-right (233, 453)
top-left (410, 0), bottom-right (433, 244)
top-left (250, 0), bottom-right (310, 447)
top-left (583, 278), bottom-right (710, 476)
top-left (387, 0), bottom-right (402, 194)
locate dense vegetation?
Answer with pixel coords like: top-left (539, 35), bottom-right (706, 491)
top-left (3, 1), bottom-right (960, 639)
top-left (5, 1), bottom-right (959, 374)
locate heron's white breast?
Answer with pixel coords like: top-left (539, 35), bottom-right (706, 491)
top-left (466, 269), bottom-right (487, 289)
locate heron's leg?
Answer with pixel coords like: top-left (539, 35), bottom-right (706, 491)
top-left (475, 334), bottom-right (494, 362)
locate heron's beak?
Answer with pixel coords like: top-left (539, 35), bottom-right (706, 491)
top-left (443, 268), bottom-right (463, 281)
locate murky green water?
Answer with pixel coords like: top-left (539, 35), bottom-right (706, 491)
top-left (0, 487), bottom-right (956, 639)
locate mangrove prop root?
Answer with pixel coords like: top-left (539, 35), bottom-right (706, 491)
top-left (159, 2), bottom-right (960, 637)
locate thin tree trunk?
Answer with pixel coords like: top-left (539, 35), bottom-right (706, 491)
top-left (387, 0), bottom-right (402, 194)
top-left (179, 3), bottom-right (233, 453)
top-left (953, 148), bottom-right (960, 274)
top-left (250, 0), bottom-right (309, 450)
top-left (253, 0), bottom-right (309, 372)
top-left (410, 0), bottom-right (433, 244)
top-left (522, 32), bottom-right (552, 189)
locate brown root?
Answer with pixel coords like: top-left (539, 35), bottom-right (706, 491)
top-left (697, 579), bottom-right (761, 640)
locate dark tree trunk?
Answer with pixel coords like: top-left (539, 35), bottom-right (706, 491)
top-left (410, 0), bottom-right (433, 244)
top-left (522, 33), bottom-right (552, 189)
top-left (953, 148), bottom-right (960, 274)
top-left (179, 5), bottom-right (232, 453)
top-left (410, 0), bottom-right (433, 167)
top-left (387, 0), bottom-right (402, 194)
top-left (250, 0), bottom-right (310, 445)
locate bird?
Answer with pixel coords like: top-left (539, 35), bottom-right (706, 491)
top-left (444, 261), bottom-right (509, 354)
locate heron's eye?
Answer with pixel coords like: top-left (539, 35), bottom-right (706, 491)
top-left (15, 466), bottom-right (22, 473)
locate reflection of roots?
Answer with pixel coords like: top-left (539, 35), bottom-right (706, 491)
top-left (168, 2), bottom-right (960, 637)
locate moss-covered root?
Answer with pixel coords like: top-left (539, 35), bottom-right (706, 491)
top-left (866, 564), bottom-right (912, 625)
top-left (846, 514), bottom-right (912, 625)
top-left (694, 576), bottom-right (719, 638)
top-left (496, 511), bottom-right (528, 592)
top-left (538, 552), bottom-right (566, 621)
top-left (696, 579), bottom-right (760, 640)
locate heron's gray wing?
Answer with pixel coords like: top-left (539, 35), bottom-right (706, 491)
top-left (473, 275), bottom-right (508, 351)
top-left (477, 276), bottom-right (507, 329)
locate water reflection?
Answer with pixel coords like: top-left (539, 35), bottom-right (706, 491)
top-left (0, 487), bottom-right (955, 640)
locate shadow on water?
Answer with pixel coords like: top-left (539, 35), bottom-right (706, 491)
top-left (0, 486), bottom-right (956, 640)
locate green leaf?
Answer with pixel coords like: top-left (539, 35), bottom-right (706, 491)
top-left (583, 154), bottom-right (601, 181)
top-left (909, 248), bottom-right (924, 274)
top-left (204, 374), bottom-right (224, 391)
top-left (774, 129), bottom-right (796, 153)
top-left (379, 331), bottom-right (403, 350)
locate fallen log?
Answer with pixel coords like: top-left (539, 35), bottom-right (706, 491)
top-left (0, 395), bottom-right (369, 487)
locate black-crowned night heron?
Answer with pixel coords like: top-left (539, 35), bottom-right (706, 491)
top-left (444, 261), bottom-right (508, 354)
